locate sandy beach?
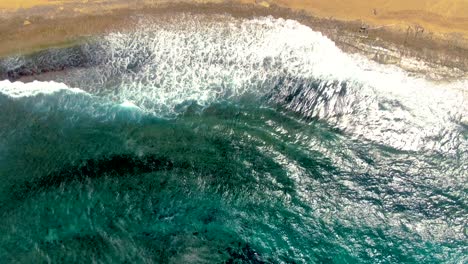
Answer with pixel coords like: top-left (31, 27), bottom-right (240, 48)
top-left (2, 0), bottom-right (467, 36)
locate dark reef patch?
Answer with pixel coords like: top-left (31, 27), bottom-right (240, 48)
top-left (3, 154), bottom-right (174, 211)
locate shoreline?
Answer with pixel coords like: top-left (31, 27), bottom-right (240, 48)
top-left (0, 1), bottom-right (467, 81)
top-left (2, 1), bottom-right (467, 37)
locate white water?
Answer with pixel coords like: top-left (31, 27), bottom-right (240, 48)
top-left (0, 80), bottom-right (85, 98)
top-left (1, 15), bottom-right (467, 153)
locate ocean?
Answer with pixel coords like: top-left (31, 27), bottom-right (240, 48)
top-left (0, 15), bottom-right (467, 263)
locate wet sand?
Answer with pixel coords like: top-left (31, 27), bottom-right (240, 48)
top-left (0, 0), bottom-right (467, 79)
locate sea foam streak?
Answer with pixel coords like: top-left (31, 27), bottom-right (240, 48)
top-left (0, 80), bottom-right (86, 98)
top-left (0, 80), bottom-right (144, 123)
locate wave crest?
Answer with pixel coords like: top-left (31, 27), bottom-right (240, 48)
top-left (2, 15), bottom-right (467, 153)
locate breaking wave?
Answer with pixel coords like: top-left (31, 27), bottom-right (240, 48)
top-left (2, 15), bottom-right (467, 153)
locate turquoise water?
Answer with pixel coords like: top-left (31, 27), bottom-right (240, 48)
top-left (0, 15), bottom-right (467, 263)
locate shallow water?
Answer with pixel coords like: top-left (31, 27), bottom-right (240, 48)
top-left (0, 15), bottom-right (467, 263)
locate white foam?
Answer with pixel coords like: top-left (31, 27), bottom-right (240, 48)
top-left (4, 15), bottom-right (466, 153)
top-left (0, 80), bottom-right (86, 98)
top-left (74, 15), bottom-right (466, 153)
top-left (120, 100), bottom-right (141, 109)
